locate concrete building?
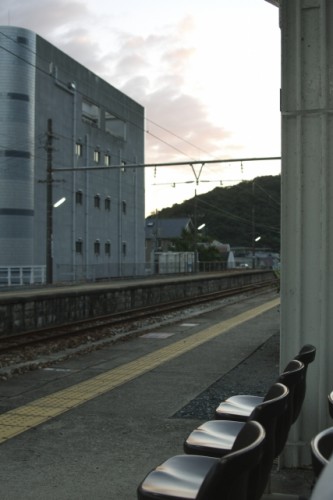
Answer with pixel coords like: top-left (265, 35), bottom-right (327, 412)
top-left (0, 26), bottom-right (145, 285)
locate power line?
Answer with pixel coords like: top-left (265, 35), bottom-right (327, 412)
top-left (145, 117), bottom-right (218, 160)
top-left (0, 30), bottom-right (205, 163)
top-left (253, 180), bottom-right (280, 206)
top-left (0, 29), bottom-right (281, 210)
top-left (52, 156), bottom-right (281, 172)
top-left (0, 30), bottom-right (282, 182)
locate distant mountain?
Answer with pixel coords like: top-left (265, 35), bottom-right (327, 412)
top-left (157, 175), bottom-right (281, 251)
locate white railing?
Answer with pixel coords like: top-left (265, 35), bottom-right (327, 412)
top-left (0, 266), bottom-right (46, 286)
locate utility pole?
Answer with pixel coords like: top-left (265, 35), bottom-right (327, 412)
top-left (251, 180), bottom-right (256, 269)
top-left (194, 188), bottom-right (198, 273)
top-left (46, 118), bottom-right (53, 284)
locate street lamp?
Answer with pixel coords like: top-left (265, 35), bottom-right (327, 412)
top-left (53, 197), bottom-right (66, 208)
top-left (252, 236), bottom-right (261, 269)
top-left (47, 196), bottom-right (67, 284)
top-left (194, 223), bottom-right (206, 273)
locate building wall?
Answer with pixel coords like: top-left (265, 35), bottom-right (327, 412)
top-left (0, 27), bottom-right (36, 266)
top-left (0, 26), bottom-right (145, 283)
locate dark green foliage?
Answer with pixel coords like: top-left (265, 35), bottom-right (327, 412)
top-left (198, 245), bottom-right (227, 263)
top-left (168, 228), bottom-right (195, 252)
top-left (157, 175), bottom-right (281, 251)
top-left (170, 229), bottom-right (223, 261)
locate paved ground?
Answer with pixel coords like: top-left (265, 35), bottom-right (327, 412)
top-left (0, 291), bottom-right (314, 499)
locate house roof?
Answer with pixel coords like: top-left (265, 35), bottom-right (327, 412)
top-left (145, 217), bottom-right (193, 239)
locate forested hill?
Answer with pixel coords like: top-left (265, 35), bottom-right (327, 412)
top-left (157, 175), bottom-right (281, 251)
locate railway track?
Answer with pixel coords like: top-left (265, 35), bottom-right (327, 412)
top-left (0, 279), bottom-right (277, 355)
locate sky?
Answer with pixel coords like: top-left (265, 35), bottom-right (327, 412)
top-left (0, 0), bottom-right (281, 216)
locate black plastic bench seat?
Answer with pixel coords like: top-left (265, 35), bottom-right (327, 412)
top-left (215, 345), bottom-right (316, 425)
top-left (311, 426), bottom-right (333, 479)
top-left (295, 344), bottom-right (316, 366)
top-left (184, 383), bottom-right (289, 500)
top-left (186, 383), bottom-right (288, 457)
top-left (137, 421), bottom-right (265, 500)
top-left (215, 395), bottom-right (264, 421)
top-left (185, 420), bottom-right (244, 458)
top-left (138, 454), bottom-right (219, 499)
top-left (215, 360), bottom-right (304, 428)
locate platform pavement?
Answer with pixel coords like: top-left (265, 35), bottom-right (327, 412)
top-left (0, 291), bottom-right (313, 499)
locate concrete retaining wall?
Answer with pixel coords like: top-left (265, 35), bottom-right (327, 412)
top-left (0, 271), bottom-right (276, 335)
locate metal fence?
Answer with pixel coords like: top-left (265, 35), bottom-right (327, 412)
top-left (0, 259), bottom-right (272, 287)
top-left (0, 266), bottom-right (46, 286)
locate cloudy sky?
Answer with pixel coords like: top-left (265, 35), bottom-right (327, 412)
top-left (0, 0), bottom-right (281, 215)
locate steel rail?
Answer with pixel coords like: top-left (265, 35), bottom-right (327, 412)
top-left (0, 279), bottom-right (278, 353)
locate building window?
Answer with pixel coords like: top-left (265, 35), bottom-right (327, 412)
top-left (94, 150), bottom-right (100, 164)
top-left (94, 240), bottom-right (101, 255)
top-left (75, 143), bottom-right (83, 157)
top-left (76, 239), bottom-right (83, 254)
top-left (122, 200), bottom-right (127, 214)
top-left (17, 36), bottom-right (28, 45)
top-left (105, 241), bottom-right (111, 256)
top-left (76, 190), bottom-right (83, 205)
top-left (105, 111), bottom-right (126, 140)
top-left (122, 242), bottom-right (127, 256)
top-left (82, 99), bottom-right (100, 127)
top-left (105, 197), bottom-right (111, 211)
top-left (94, 194), bottom-right (101, 208)
top-left (104, 154), bottom-right (111, 166)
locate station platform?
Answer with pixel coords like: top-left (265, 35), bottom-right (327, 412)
top-left (0, 291), bottom-right (314, 499)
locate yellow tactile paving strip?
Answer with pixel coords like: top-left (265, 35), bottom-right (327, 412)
top-left (0, 297), bottom-right (279, 444)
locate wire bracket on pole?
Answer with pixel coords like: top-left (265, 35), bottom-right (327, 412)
top-left (190, 162), bottom-right (205, 185)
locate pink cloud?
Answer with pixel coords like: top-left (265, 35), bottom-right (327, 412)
top-left (103, 21), bottom-right (238, 165)
top-left (0, 1), bottom-right (241, 166)
top-left (143, 88), bottom-right (232, 164)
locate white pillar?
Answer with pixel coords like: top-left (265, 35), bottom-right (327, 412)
top-left (280, 0), bottom-right (333, 466)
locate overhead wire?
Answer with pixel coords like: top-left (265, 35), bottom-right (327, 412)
top-left (0, 28), bottom-right (281, 213)
top-left (0, 29), bottom-right (147, 202)
top-left (151, 177), bottom-right (280, 235)
top-left (194, 184), bottom-right (280, 234)
top-left (0, 29), bottom-right (200, 164)
top-left (0, 29), bottom-right (281, 175)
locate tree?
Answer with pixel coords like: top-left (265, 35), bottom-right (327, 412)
top-left (158, 175), bottom-right (280, 251)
